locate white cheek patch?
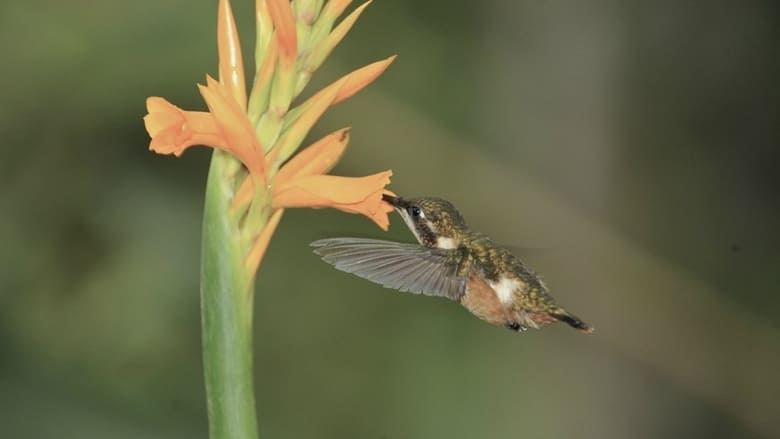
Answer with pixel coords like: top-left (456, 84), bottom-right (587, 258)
top-left (488, 277), bottom-right (522, 305)
top-left (436, 237), bottom-right (458, 249)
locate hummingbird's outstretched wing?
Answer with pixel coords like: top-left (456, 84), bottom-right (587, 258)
top-left (311, 238), bottom-right (466, 301)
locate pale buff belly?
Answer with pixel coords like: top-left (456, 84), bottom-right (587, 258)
top-left (459, 275), bottom-right (511, 326)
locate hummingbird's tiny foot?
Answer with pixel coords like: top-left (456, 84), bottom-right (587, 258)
top-left (505, 321), bottom-right (527, 332)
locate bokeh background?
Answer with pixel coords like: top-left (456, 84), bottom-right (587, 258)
top-left (1, 1), bottom-right (778, 438)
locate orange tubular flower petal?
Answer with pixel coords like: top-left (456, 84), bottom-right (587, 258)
top-left (333, 55), bottom-right (396, 105)
top-left (270, 77), bottom-right (346, 164)
top-left (144, 97), bottom-right (227, 156)
top-left (198, 77), bottom-right (266, 178)
top-left (280, 56), bottom-right (395, 133)
top-left (266, 0), bottom-right (297, 69)
top-left (217, 0), bottom-right (247, 110)
top-left (272, 170), bottom-right (393, 230)
top-left (275, 127), bottom-right (351, 184)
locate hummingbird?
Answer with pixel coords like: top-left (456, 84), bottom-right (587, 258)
top-left (311, 195), bottom-right (593, 334)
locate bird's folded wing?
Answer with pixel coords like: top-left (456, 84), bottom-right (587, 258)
top-left (311, 238), bottom-right (466, 301)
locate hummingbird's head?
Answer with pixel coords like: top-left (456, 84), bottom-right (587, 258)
top-left (382, 194), bottom-right (468, 249)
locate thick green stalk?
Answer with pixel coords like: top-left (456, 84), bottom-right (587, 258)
top-left (200, 150), bottom-right (259, 439)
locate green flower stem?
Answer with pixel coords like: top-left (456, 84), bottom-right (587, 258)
top-left (201, 150), bottom-right (261, 439)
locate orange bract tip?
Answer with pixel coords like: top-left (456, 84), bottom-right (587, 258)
top-left (272, 170), bottom-right (393, 230)
top-left (322, 0), bottom-right (354, 19)
top-left (334, 1), bottom-right (371, 37)
top-left (304, 1), bottom-right (372, 74)
top-left (230, 177), bottom-right (255, 212)
top-left (266, 0), bottom-right (297, 67)
top-left (333, 55), bottom-right (396, 105)
top-left (245, 208), bottom-right (285, 275)
top-left (217, 0), bottom-right (247, 110)
top-left (255, 0), bottom-right (273, 43)
top-left (255, 36), bottom-right (279, 86)
top-left (275, 127), bottom-right (351, 184)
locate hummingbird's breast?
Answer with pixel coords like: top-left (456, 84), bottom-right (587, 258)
top-left (461, 273), bottom-right (556, 330)
top-left (456, 232), bottom-right (558, 329)
top-left (461, 275), bottom-right (513, 327)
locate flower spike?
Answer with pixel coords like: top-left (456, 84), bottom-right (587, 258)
top-left (145, 0), bottom-right (396, 273)
top-left (142, 3), bottom-right (398, 437)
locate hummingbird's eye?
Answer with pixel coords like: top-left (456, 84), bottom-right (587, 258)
top-left (410, 206), bottom-right (422, 218)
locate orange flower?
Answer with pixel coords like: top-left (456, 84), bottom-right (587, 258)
top-left (273, 128), bottom-right (393, 230)
top-left (143, 0), bottom-right (395, 271)
top-left (144, 77), bottom-right (266, 180)
top-left (229, 128), bottom-right (395, 230)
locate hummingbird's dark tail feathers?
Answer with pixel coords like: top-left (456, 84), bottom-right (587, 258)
top-left (551, 309), bottom-right (594, 334)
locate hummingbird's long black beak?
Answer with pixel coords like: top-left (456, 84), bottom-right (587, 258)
top-left (382, 194), bottom-right (409, 210)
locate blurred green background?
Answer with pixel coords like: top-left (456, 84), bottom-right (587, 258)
top-left (1, 0), bottom-right (778, 438)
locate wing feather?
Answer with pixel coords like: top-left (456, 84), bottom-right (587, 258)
top-left (311, 238), bottom-right (465, 300)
